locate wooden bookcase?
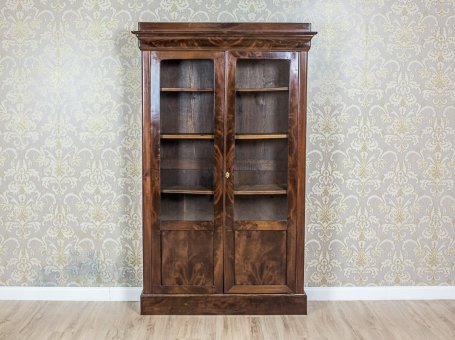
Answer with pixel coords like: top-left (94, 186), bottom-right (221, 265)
top-left (133, 23), bottom-right (316, 315)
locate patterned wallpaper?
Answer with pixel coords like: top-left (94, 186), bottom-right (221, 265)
top-left (0, 0), bottom-right (454, 287)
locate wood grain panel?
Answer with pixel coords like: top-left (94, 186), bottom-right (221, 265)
top-left (149, 53), bottom-right (162, 290)
top-left (141, 294), bottom-right (307, 315)
top-left (161, 230), bottom-right (214, 286)
top-left (133, 31), bottom-right (316, 51)
top-left (296, 52), bottom-right (309, 294)
top-left (285, 52), bottom-right (299, 292)
top-left (227, 285), bottom-right (292, 294)
top-left (224, 52), bottom-right (237, 293)
top-left (234, 230), bottom-right (287, 286)
top-left (160, 220), bottom-right (214, 231)
top-left (152, 51), bottom-right (225, 294)
top-left (212, 52), bottom-right (225, 294)
top-left (234, 220), bottom-right (287, 231)
top-left (142, 51), bottom-right (152, 293)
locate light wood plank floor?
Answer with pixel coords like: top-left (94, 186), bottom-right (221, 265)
top-left (0, 300), bottom-right (454, 340)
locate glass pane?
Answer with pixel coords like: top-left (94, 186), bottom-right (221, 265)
top-left (159, 59), bottom-right (215, 221)
top-left (236, 59), bottom-right (289, 88)
top-left (160, 60), bottom-right (214, 134)
top-left (234, 59), bottom-right (290, 221)
top-left (235, 92), bottom-right (289, 134)
top-left (234, 195), bottom-right (287, 221)
top-left (161, 139), bottom-right (214, 190)
top-left (161, 194), bottom-right (214, 221)
top-left (235, 139), bottom-right (288, 189)
top-left (160, 59), bottom-right (214, 88)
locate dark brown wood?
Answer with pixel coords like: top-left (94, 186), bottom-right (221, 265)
top-left (213, 52), bottom-right (226, 294)
top-left (227, 285), bottom-right (292, 294)
top-left (236, 87), bottom-right (289, 92)
top-left (141, 294), bottom-right (307, 315)
top-left (133, 23), bottom-right (316, 51)
top-left (161, 220), bottom-right (214, 231)
top-left (234, 184), bottom-right (287, 195)
top-left (135, 23), bottom-right (315, 314)
top-left (224, 52), bottom-right (237, 293)
top-left (160, 88), bottom-right (213, 92)
top-left (161, 230), bottom-right (214, 286)
top-left (161, 159), bottom-right (211, 170)
top-left (285, 52), bottom-right (299, 293)
top-left (235, 134), bottom-right (288, 140)
top-left (225, 51), bottom-right (297, 295)
top-left (150, 53), bottom-right (161, 291)
top-left (234, 230), bottom-right (287, 285)
top-left (160, 186), bottom-right (214, 195)
top-left (234, 220), bottom-right (287, 231)
top-left (296, 52), bottom-right (309, 294)
top-left (154, 51), bottom-right (224, 294)
top-left (160, 134), bottom-right (214, 139)
top-left (142, 51), bottom-right (152, 294)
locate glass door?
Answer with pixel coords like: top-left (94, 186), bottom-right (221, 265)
top-left (224, 52), bottom-right (299, 293)
top-left (150, 52), bottom-right (224, 294)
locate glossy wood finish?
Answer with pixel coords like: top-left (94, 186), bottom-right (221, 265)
top-left (160, 88), bottom-right (213, 92)
top-left (160, 134), bottom-right (214, 139)
top-left (296, 51), bottom-right (309, 294)
top-left (141, 294), bottom-right (306, 315)
top-left (224, 51), bottom-right (299, 294)
top-left (234, 230), bottom-right (287, 285)
top-left (149, 51), bottom-right (225, 296)
top-left (2, 301), bottom-right (455, 339)
top-left (236, 87), bottom-right (289, 92)
top-left (234, 184), bottom-right (287, 195)
top-left (133, 23), bottom-right (316, 51)
top-left (141, 51), bottom-right (153, 294)
top-left (161, 230), bottom-right (214, 286)
top-left (160, 187), bottom-right (214, 195)
top-left (235, 134), bottom-right (288, 139)
top-left (135, 23), bottom-right (316, 315)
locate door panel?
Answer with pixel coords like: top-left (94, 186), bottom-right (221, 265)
top-left (149, 51), bottom-right (225, 294)
top-left (225, 51), bottom-right (299, 293)
top-left (234, 230), bottom-right (287, 285)
top-left (161, 230), bottom-right (214, 286)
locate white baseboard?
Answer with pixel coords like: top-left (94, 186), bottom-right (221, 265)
top-left (0, 287), bottom-right (142, 302)
top-left (305, 286), bottom-right (455, 301)
top-left (0, 286), bottom-right (453, 302)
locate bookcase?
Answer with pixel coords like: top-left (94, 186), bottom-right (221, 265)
top-left (133, 23), bottom-right (316, 314)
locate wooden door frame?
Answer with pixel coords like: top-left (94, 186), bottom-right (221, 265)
top-left (224, 51), bottom-right (300, 294)
top-left (144, 51), bottom-right (225, 294)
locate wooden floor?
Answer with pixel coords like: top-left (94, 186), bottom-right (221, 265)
top-left (0, 300), bottom-right (454, 339)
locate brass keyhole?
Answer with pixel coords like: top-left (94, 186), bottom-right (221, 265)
top-left (225, 171), bottom-right (230, 179)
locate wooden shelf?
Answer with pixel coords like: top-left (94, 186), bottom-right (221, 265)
top-left (161, 134), bottom-right (214, 140)
top-left (236, 87), bottom-right (289, 92)
top-left (234, 184), bottom-right (287, 195)
top-left (235, 134), bottom-right (288, 140)
top-left (161, 88), bottom-right (214, 92)
top-left (234, 160), bottom-right (287, 171)
top-left (161, 159), bottom-right (213, 170)
top-left (161, 186), bottom-right (214, 195)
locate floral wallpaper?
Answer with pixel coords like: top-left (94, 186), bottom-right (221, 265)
top-left (0, 0), bottom-right (454, 287)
